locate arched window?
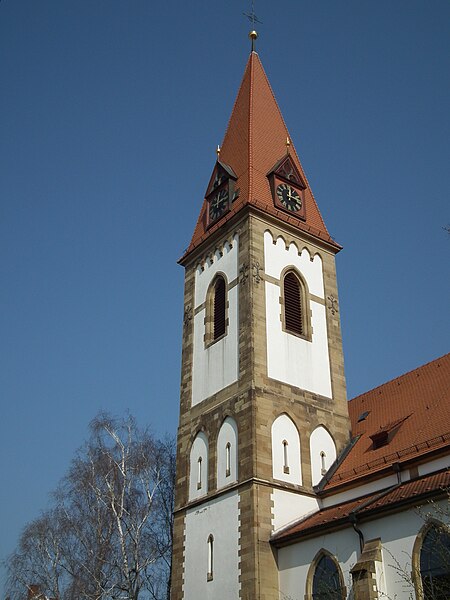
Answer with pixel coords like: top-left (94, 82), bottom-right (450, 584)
top-left (312, 554), bottom-right (345, 599)
top-left (282, 440), bottom-right (289, 474)
top-left (205, 274), bottom-right (228, 345)
top-left (320, 451), bottom-right (326, 475)
top-left (283, 270), bottom-right (306, 336)
top-left (213, 276), bottom-right (226, 339)
top-left (207, 534), bottom-right (214, 581)
top-left (419, 523), bottom-right (450, 599)
top-left (197, 457), bottom-right (202, 490)
top-left (225, 442), bottom-right (231, 477)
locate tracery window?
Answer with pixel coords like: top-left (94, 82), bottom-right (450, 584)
top-left (282, 270), bottom-right (308, 337)
top-left (312, 554), bottom-right (345, 600)
top-left (419, 523), bottom-right (450, 599)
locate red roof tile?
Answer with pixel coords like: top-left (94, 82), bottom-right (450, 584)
top-left (182, 52), bottom-right (339, 261)
top-left (272, 468), bottom-right (450, 545)
top-left (324, 354), bottom-right (450, 491)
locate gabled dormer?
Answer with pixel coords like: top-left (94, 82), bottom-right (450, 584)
top-left (268, 154), bottom-right (307, 220)
top-left (204, 161), bottom-right (238, 228)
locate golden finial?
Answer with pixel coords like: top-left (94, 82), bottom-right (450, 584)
top-left (249, 30), bottom-right (258, 52)
top-left (286, 136), bottom-right (291, 154)
top-left (216, 145), bottom-right (221, 159)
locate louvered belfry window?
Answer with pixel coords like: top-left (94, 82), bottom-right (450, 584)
top-left (213, 277), bottom-right (226, 339)
top-left (284, 271), bottom-right (303, 335)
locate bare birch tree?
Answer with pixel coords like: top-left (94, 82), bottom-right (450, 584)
top-left (6, 413), bottom-right (175, 600)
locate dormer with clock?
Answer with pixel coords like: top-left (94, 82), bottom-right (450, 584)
top-left (268, 154), bottom-right (306, 219)
top-left (205, 161), bottom-right (237, 226)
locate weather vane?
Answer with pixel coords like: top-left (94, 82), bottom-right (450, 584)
top-left (243, 0), bottom-right (262, 51)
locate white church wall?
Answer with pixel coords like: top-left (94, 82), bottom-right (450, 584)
top-left (278, 528), bottom-right (357, 600)
top-left (264, 231), bottom-right (332, 398)
top-left (189, 432), bottom-right (208, 501)
top-left (271, 414), bottom-right (302, 485)
top-left (271, 488), bottom-right (319, 532)
top-left (183, 490), bottom-right (240, 600)
top-left (216, 416), bottom-right (238, 489)
top-left (192, 235), bottom-right (239, 406)
top-left (418, 454), bottom-right (450, 477)
top-left (309, 425), bottom-right (337, 486)
top-left (321, 473), bottom-right (400, 508)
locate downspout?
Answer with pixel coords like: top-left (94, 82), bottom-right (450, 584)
top-left (349, 513), bottom-right (365, 553)
top-left (349, 462), bottom-right (403, 554)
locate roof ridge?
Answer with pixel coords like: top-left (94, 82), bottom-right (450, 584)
top-left (349, 352), bottom-right (450, 404)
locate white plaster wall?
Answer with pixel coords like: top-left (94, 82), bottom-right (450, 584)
top-left (189, 432), bottom-right (208, 501)
top-left (217, 417), bottom-right (238, 489)
top-left (264, 232), bottom-right (324, 297)
top-left (264, 232), bottom-right (332, 398)
top-left (271, 414), bottom-right (302, 485)
top-left (310, 426), bottom-right (337, 486)
top-left (321, 474), bottom-right (400, 508)
top-left (271, 489), bottom-right (319, 532)
top-left (183, 490), bottom-right (240, 600)
top-left (192, 235), bottom-right (239, 406)
top-left (418, 453), bottom-right (450, 476)
top-left (278, 528), bottom-right (357, 600)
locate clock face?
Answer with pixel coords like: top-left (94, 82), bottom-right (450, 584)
top-left (209, 188), bottom-right (229, 221)
top-left (276, 183), bottom-right (302, 212)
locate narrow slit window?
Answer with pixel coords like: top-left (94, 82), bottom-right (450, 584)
top-left (320, 451), bottom-right (327, 475)
top-left (207, 534), bottom-right (214, 581)
top-left (197, 456), bottom-right (202, 490)
top-left (226, 442), bottom-right (231, 477)
top-left (283, 271), bottom-right (304, 336)
top-left (283, 440), bottom-right (290, 474)
top-left (213, 277), bottom-right (226, 339)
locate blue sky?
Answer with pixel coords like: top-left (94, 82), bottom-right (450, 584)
top-left (1, 0), bottom-right (449, 592)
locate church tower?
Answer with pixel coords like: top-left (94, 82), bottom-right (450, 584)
top-left (171, 46), bottom-right (351, 600)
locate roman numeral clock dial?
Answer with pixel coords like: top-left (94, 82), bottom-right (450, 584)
top-left (276, 183), bottom-right (302, 212)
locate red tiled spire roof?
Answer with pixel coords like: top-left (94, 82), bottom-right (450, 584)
top-left (182, 52), bottom-right (339, 260)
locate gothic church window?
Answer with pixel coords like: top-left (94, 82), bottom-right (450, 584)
top-left (419, 523), bottom-right (450, 599)
top-left (282, 269), bottom-right (309, 337)
top-left (311, 554), bottom-right (345, 600)
top-left (226, 442), bottom-right (231, 477)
